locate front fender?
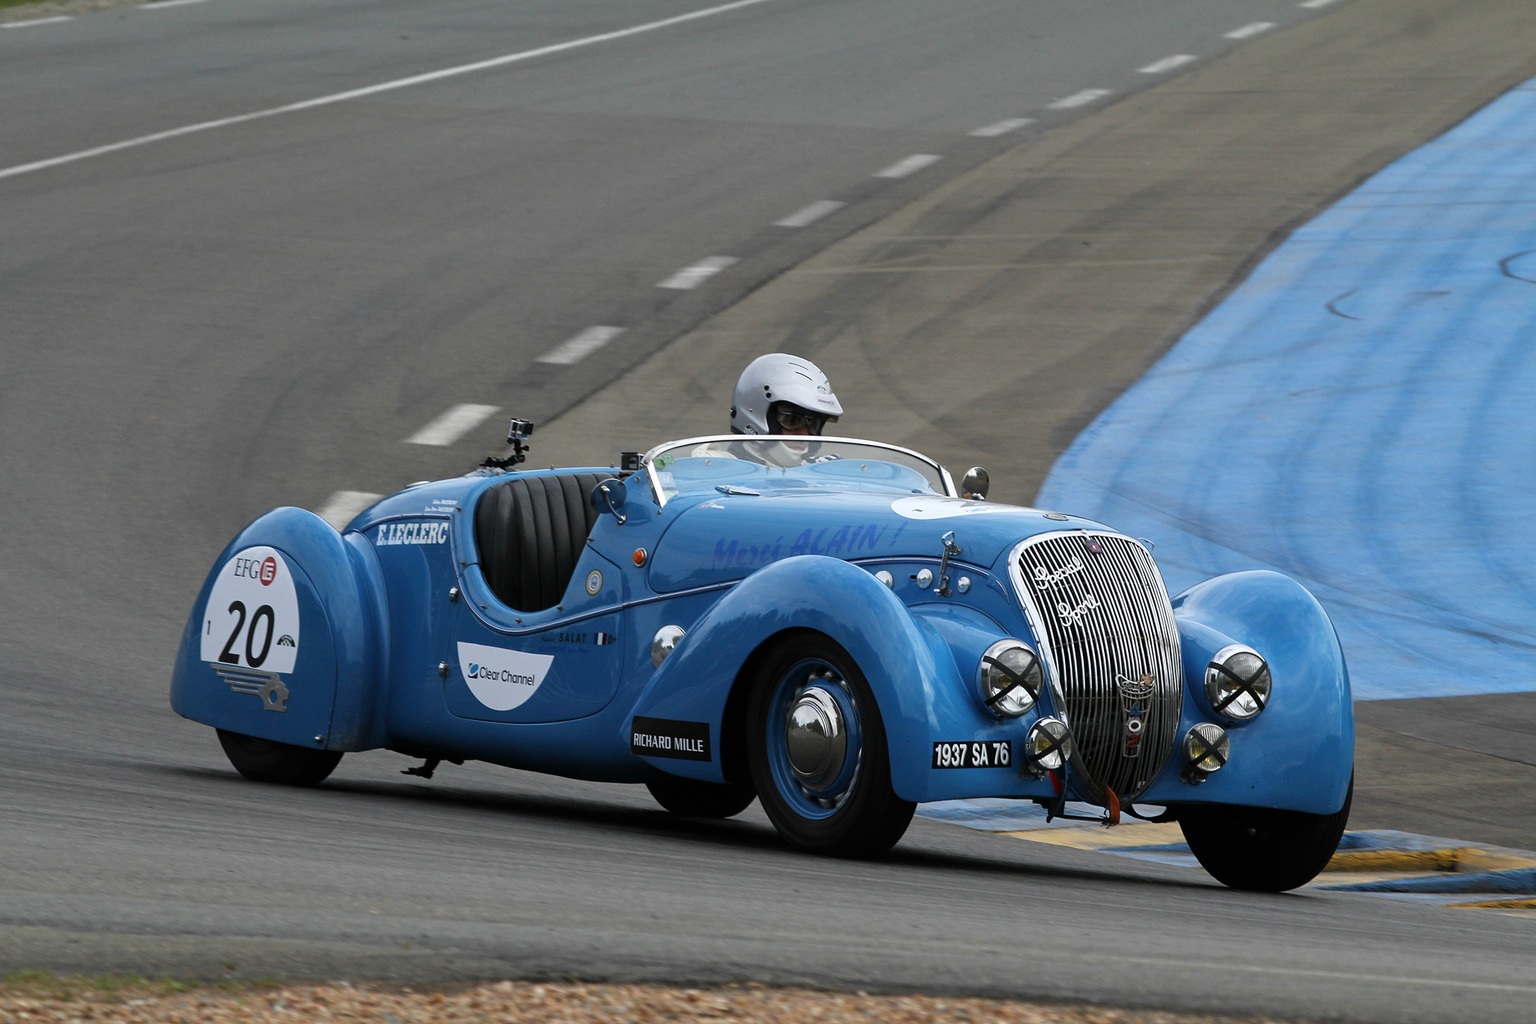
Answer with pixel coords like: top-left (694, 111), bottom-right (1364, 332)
top-left (170, 507), bottom-right (388, 752)
top-left (628, 556), bottom-right (957, 801)
top-left (1141, 570), bottom-right (1354, 814)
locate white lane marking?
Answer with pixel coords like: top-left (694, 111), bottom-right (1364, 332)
top-left (970, 117), bottom-right (1034, 138)
top-left (406, 403), bottom-right (500, 446)
top-left (775, 199), bottom-right (844, 228)
top-left (0, 0), bottom-right (776, 182)
top-left (3, 15), bottom-right (73, 27)
top-left (316, 490), bottom-right (382, 530)
top-left (142, 0), bottom-right (208, 7)
top-left (875, 154), bottom-right (942, 179)
top-left (1139, 54), bottom-right (1197, 75)
top-left (1049, 88), bottom-right (1112, 110)
top-left (658, 256), bottom-right (738, 289)
top-left (1226, 21), bottom-right (1276, 39)
top-left (537, 325), bottom-right (624, 365)
top-left (1299, 0), bottom-right (1341, 7)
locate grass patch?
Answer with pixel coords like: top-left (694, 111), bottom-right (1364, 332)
top-left (1, 971), bottom-right (213, 1000)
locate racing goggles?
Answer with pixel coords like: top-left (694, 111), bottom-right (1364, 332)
top-left (772, 405), bottom-right (833, 434)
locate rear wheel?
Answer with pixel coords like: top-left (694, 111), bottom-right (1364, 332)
top-left (645, 775), bottom-right (756, 818)
top-left (216, 729), bottom-right (343, 787)
top-left (1178, 775), bottom-right (1353, 892)
top-left (746, 633), bottom-right (914, 857)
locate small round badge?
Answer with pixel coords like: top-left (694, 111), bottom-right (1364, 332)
top-left (585, 570), bottom-right (603, 596)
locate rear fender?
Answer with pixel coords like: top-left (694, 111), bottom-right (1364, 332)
top-left (627, 555), bottom-right (953, 800)
top-left (170, 507), bottom-right (387, 751)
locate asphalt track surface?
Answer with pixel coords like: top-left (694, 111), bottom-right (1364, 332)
top-left (3, 1), bottom-right (1536, 1021)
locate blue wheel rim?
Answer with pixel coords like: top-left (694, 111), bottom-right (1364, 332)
top-left (764, 657), bottom-right (864, 821)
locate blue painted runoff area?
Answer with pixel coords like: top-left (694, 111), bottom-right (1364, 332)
top-left (1037, 76), bottom-right (1536, 701)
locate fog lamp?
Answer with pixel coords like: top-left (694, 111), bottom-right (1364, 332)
top-left (1183, 723), bottom-right (1230, 777)
top-left (1024, 718), bottom-right (1072, 773)
top-left (1205, 644), bottom-right (1271, 721)
top-left (978, 640), bottom-right (1043, 717)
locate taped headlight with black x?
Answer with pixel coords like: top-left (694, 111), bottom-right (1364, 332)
top-left (1205, 643), bottom-right (1271, 721)
top-left (978, 640), bottom-right (1043, 717)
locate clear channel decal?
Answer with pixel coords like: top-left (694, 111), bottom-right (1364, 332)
top-left (456, 643), bottom-right (554, 712)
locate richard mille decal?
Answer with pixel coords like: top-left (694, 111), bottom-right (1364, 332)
top-left (456, 643), bottom-right (554, 712)
top-left (932, 741), bottom-right (1012, 769)
top-left (630, 716), bottom-right (711, 761)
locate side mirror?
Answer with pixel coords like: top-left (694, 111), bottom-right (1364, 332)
top-left (961, 467), bottom-right (990, 501)
top-left (591, 477), bottom-right (628, 524)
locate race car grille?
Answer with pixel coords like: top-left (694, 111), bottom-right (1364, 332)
top-left (1011, 531), bottom-right (1183, 804)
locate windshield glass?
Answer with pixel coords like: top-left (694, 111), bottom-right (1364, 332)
top-left (644, 436), bottom-right (952, 504)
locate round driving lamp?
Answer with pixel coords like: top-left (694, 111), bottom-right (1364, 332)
top-left (978, 640), bottom-right (1043, 717)
top-left (1205, 644), bottom-right (1271, 721)
top-left (1183, 722), bottom-right (1231, 775)
top-left (1024, 718), bottom-right (1073, 772)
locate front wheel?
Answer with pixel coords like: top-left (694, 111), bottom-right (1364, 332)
top-left (746, 633), bottom-right (915, 857)
top-left (1178, 775), bottom-right (1353, 892)
top-left (645, 774), bottom-right (756, 818)
top-left (216, 729), bottom-right (343, 787)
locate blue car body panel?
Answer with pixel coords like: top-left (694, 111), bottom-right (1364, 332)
top-left (171, 436), bottom-right (1353, 818)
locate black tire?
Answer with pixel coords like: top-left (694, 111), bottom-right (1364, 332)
top-left (216, 729), bottom-right (343, 787)
top-left (645, 774), bottom-right (756, 818)
top-left (746, 633), bottom-right (915, 857)
top-left (1178, 774), bottom-right (1353, 892)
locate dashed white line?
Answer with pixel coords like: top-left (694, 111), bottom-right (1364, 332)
top-left (1225, 22), bottom-right (1276, 39)
top-left (970, 117), bottom-right (1034, 138)
top-left (1299, 0), bottom-right (1341, 7)
top-left (1139, 54), bottom-right (1197, 75)
top-left (775, 200), bottom-right (845, 228)
top-left (0, 0), bottom-right (776, 182)
top-left (316, 490), bottom-right (383, 530)
top-left (537, 325), bottom-right (625, 365)
top-left (406, 403), bottom-right (500, 446)
top-left (141, 0), bottom-right (208, 7)
top-left (2, 15), bottom-right (73, 27)
top-left (658, 256), bottom-right (738, 290)
top-left (875, 154), bottom-right (942, 179)
top-left (1049, 88), bottom-right (1112, 110)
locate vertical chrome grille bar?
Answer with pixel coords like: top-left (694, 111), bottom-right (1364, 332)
top-left (1010, 531), bottom-right (1183, 803)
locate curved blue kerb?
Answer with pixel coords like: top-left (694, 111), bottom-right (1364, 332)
top-left (1038, 76), bottom-right (1536, 700)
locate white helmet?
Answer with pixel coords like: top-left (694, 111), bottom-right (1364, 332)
top-left (729, 353), bottom-right (843, 435)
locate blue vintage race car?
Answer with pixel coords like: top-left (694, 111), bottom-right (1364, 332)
top-left (171, 427), bottom-right (1353, 891)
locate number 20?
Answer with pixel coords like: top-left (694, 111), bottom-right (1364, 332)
top-left (219, 601), bottom-right (275, 667)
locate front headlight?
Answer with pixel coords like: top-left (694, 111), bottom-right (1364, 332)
top-left (978, 640), bottom-right (1042, 717)
top-left (1205, 643), bottom-right (1271, 721)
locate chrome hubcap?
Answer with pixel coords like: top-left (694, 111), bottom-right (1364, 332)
top-left (784, 683), bottom-right (847, 789)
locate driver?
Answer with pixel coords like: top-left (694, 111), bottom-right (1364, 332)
top-left (726, 353), bottom-right (843, 467)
